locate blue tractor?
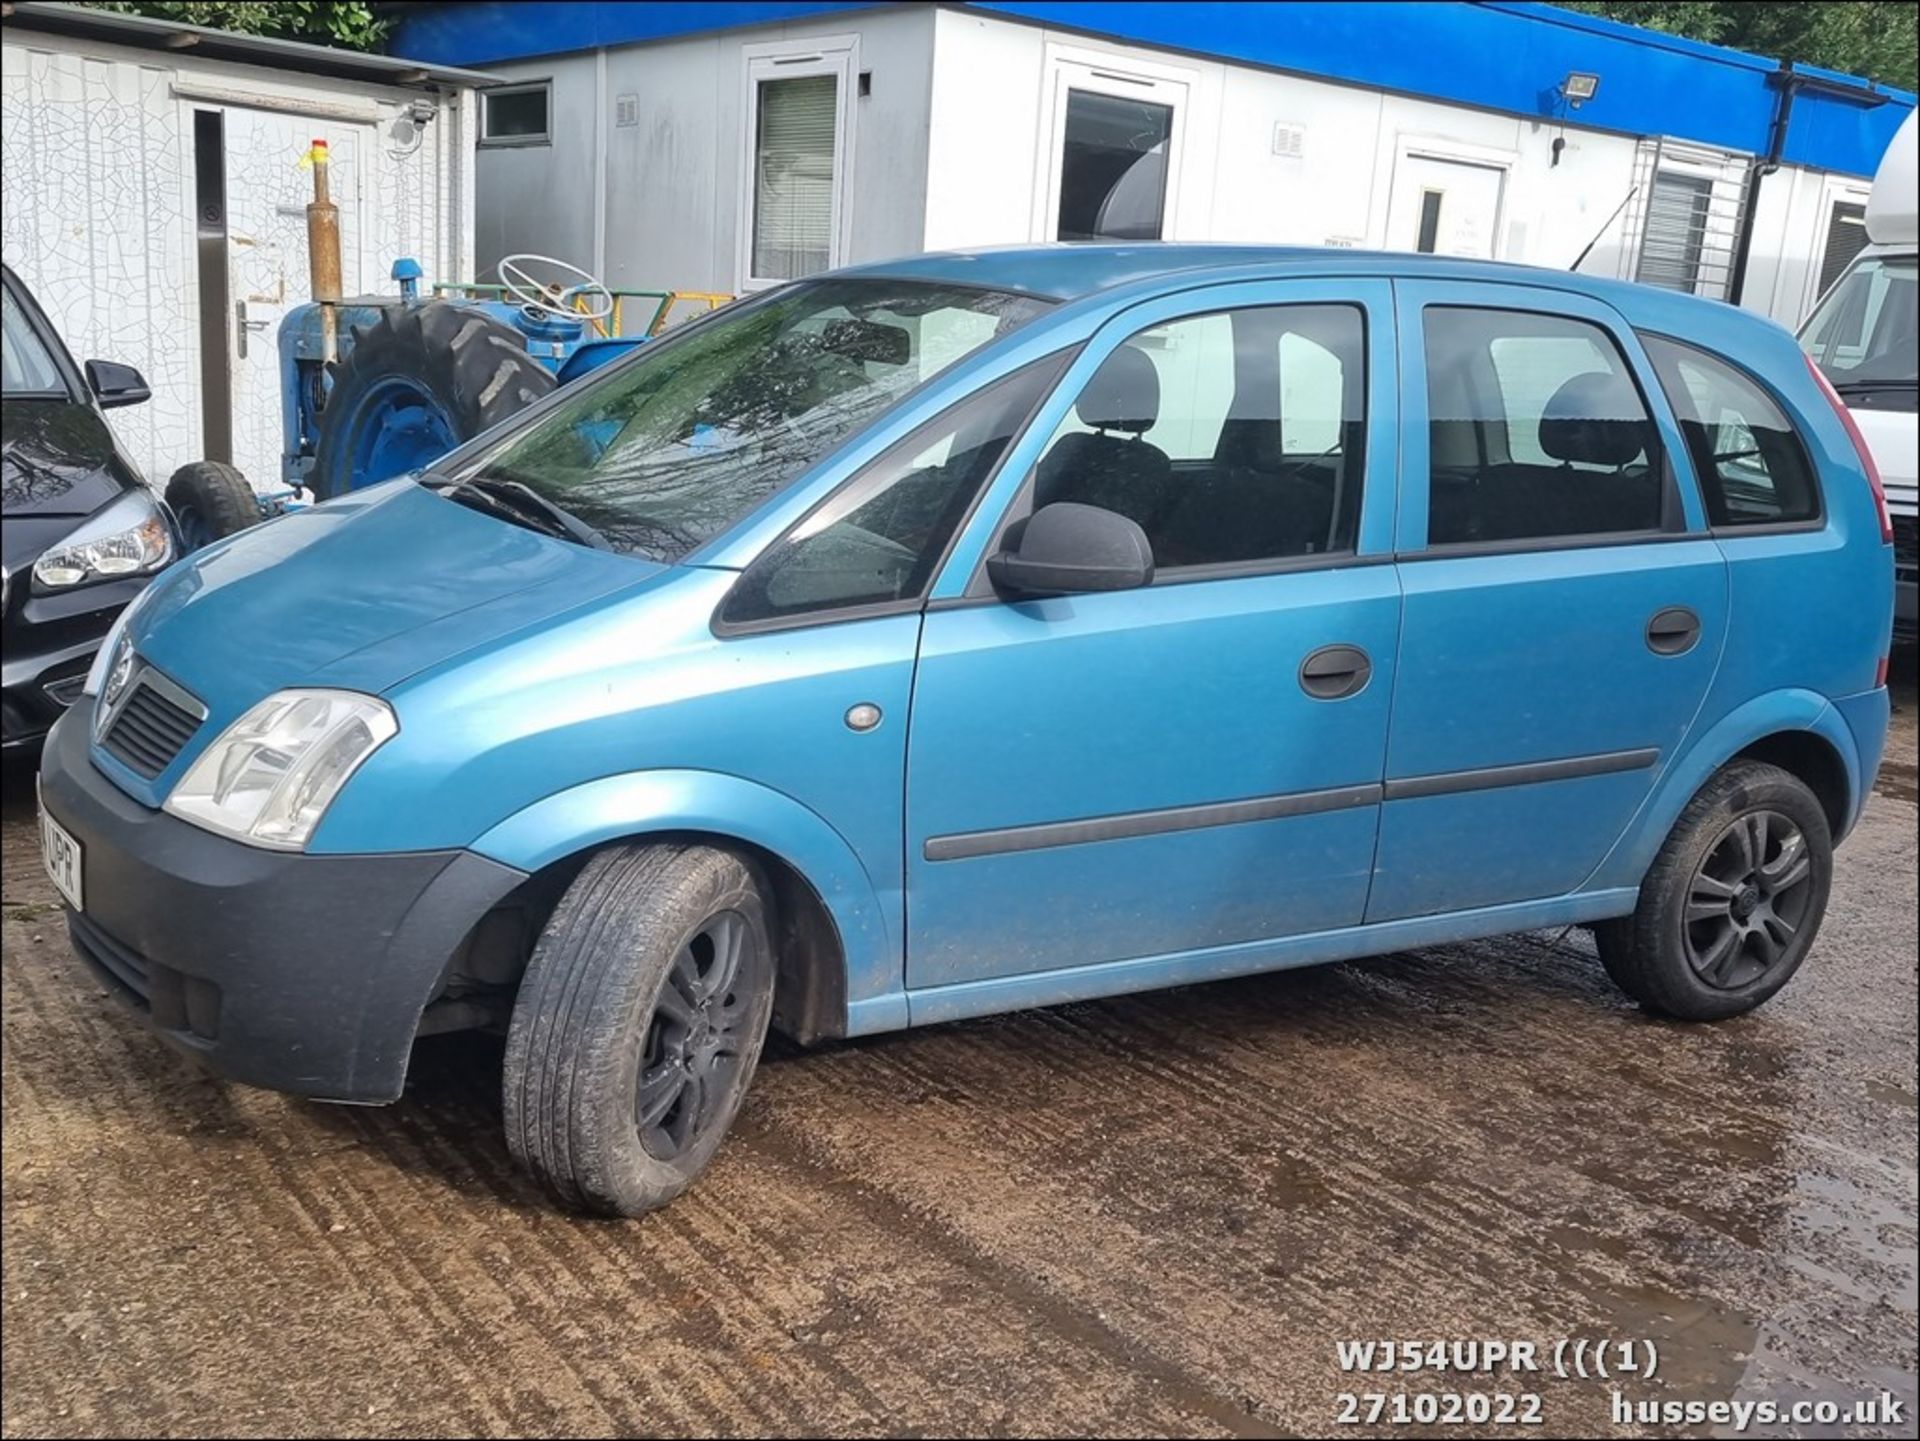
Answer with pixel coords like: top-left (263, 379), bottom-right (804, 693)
top-left (281, 252), bottom-right (647, 501)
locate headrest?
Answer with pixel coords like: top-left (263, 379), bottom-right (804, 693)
top-left (1538, 372), bottom-right (1650, 468)
top-left (1074, 345), bottom-right (1160, 434)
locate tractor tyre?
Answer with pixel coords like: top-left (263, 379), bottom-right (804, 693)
top-left (308, 300), bottom-right (555, 500)
top-left (165, 461), bottom-right (261, 551)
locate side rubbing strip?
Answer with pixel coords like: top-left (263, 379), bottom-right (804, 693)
top-left (924, 783), bottom-right (1383, 862)
top-left (1383, 747), bottom-right (1660, 802)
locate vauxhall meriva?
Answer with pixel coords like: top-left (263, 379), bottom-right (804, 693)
top-left (38, 247), bottom-right (1895, 1215)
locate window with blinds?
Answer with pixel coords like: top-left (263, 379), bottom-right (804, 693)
top-left (1636, 171), bottom-right (1715, 292)
top-left (751, 74), bottom-right (839, 282)
top-left (1818, 201), bottom-right (1869, 299)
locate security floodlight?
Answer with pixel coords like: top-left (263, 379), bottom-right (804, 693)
top-left (1561, 71), bottom-right (1600, 107)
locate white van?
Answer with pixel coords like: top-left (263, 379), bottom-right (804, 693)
top-left (1801, 108), bottom-right (1917, 639)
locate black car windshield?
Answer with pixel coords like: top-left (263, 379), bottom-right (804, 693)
top-left (458, 278), bottom-right (1054, 561)
top-left (1800, 254), bottom-right (1918, 391)
top-left (2, 281), bottom-right (68, 397)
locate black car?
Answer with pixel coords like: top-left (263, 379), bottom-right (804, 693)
top-left (2, 263), bottom-right (178, 748)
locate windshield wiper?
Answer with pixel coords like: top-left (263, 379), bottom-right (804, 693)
top-left (1830, 378), bottom-right (1915, 395)
top-left (424, 474), bottom-right (612, 550)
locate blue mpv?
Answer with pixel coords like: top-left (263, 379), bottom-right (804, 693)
top-left (38, 247), bottom-right (1896, 1215)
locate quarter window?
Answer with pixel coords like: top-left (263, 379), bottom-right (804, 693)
top-left (720, 357), bottom-right (1063, 627)
top-left (1643, 336), bottom-right (1819, 528)
top-left (1026, 304), bottom-right (1366, 570)
top-left (1424, 307), bottom-right (1665, 546)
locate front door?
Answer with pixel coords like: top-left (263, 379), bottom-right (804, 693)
top-left (1387, 153), bottom-right (1505, 258)
top-left (218, 107), bottom-right (371, 487)
top-left (906, 281), bottom-right (1400, 991)
top-left (1037, 57), bottom-right (1189, 243)
top-left (1366, 281), bottom-right (1728, 922)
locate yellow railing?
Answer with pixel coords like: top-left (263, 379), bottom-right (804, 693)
top-left (432, 283), bottom-right (733, 338)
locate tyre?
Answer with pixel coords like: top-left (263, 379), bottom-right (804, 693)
top-left (1595, 760), bottom-right (1832, 1021)
top-left (503, 843), bottom-right (777, 1216)
top-left (309, 301), bottom-right (555, 499)
top-left (164, 461), bottom-right (260, 551)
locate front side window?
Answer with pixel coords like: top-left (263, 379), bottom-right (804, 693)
top-left (1424, 307), bottom-right (1664, 546)
top-left (1, 280), bottom-right (66, 396)
top-left (1800, 254), bottom-right (1918, 400)
top-left (1644, 336), bottom-right (1819, 528)
top-left (463, 280), bottom-right (1052, 563)
top-left (720, 356), bottom-right (1064, 626)
top-left (1027, 304), bottom-right (1365, 570)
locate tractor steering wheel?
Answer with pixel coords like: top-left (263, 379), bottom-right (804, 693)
top-left (498, 253), bottom-right (615, 323)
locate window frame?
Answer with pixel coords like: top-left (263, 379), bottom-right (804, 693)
top-left (477, 80), bottom-right (552, 148)
top-left (737, 37), bottom-right (859, 293)
top-left (712, 349), bottom-right (1076, 638)
top-left (1640, 331), bottom-right (1827, 539)
top-left (1404, 300), bottom-right (1692, 561)
top-left (961, 296), bottom-right (1381, 598)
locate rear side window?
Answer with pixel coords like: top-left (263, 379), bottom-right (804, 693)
top-left (719, 355), bottom-right (1062, 627)
top-left (1424, 307), bottom-right (1665, 546)
top-left (1642, 336), bottom-right (1820, 528)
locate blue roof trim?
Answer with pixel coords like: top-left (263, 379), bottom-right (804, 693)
top-left (390, 0), bottom-right (1914, 177)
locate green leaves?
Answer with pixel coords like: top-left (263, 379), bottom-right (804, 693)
top-left (80, 2), bottom-right (392, 53)
top-left (1566, 2), bottom-right (1916, 93)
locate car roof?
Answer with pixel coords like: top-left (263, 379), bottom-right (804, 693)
top-left (835, 242), bottom-right (1793, 350)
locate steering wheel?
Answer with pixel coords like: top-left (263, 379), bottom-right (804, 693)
top-left (497, 253), bottom-right (614, 323)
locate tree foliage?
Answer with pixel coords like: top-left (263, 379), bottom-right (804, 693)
top-left (83, 2), bottom-right (390, 52)
top-left (1564, 2), bottom-right (1916, 93)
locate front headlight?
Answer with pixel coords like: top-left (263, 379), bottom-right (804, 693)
top-left (33, 489), bottom-right (174, 591)
top-left (164, 690), bottom-right (398, 850)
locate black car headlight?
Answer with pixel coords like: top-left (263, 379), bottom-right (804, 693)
top-left (32, 490), bottom-right (174, 591)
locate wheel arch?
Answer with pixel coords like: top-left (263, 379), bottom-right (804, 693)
top-left (1589, 689), bottom-right (1862, 891)
top-left (469, 770), bottom-right (905, 1043)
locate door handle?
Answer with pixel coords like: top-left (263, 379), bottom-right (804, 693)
top-left (1646, 606), bottom-right (1702, 656)
top-left (1299, 644), bottom-right (1372, 700)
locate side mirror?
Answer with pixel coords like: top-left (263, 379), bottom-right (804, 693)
top-left (85, 359), bottom-right (151, 409)
top-left (986, 501), bottom-right (1154, 598)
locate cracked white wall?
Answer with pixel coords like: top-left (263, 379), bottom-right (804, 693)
top-left (3, 33), bottom-right (473, 490)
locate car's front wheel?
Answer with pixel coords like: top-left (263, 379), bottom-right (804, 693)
top-left (1596, 759), bottom-right (1832, 1021)
top-left (503, 843), bottom-right (777, 1215)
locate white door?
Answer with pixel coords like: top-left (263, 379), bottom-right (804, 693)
top-left (1037, 59), bottom-right (1188, 243)
top-left (1387, 154), bottom-right (1505, 259)
top-left (218, 108), bottom-right (372, 489)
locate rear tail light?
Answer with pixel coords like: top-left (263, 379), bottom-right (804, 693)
top-left (1807, 354), bottom-right (1894, 544)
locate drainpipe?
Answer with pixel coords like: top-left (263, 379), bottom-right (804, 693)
top-left (1730, 62), bottom-right (1891, 307)
top-left (1728, 63), bottom-right (1798, 308)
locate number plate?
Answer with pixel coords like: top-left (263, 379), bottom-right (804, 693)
top-left (40, 803), bottom-right (84, 912)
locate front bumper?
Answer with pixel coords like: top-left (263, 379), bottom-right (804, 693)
top-left (1, 572), bottom-right (157, 747)
top-left (37, 701), bottom-right (528, 1102)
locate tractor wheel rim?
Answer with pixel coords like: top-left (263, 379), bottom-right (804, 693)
top-left (347, 377), bottom-right (460, 490)
top-left (635, 910), bottom-right (761, 1161)
top-left (1683, 809), bottom-right (1815, 991)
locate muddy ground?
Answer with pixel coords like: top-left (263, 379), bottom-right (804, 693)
top-left (3, 688), bottom-right (1914, 1439)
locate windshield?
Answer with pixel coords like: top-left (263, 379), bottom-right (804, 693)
top-left (1800, 254), bottom-right (1917, 391)
top-left (2, 281), bottom-right (69, 398)
top-left (460, 278), bottom-right (1053, 561)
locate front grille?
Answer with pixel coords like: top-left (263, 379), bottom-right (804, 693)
top-left (69, 911), bottom-right (151, 1007)
top-left (1893, 513), bottom-right (1918, 582)
top-left (101, 676), bottom-right (203, 778)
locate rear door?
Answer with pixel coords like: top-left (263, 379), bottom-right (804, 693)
top-left (905, 280), bottom-right (1401, 992)
top-left (1367, 280), bottom-right (1728, 922)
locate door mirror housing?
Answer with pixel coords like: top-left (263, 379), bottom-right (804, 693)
top-left (85, 359), bottom-right (151, 409)
top-left (986, 501), bottom-right (1154, 597)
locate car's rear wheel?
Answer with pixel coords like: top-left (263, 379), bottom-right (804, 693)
top-left (503, 843), bottom-right (777, 1215)
top-left (1595, 760), bottom-right (1831, 1021)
